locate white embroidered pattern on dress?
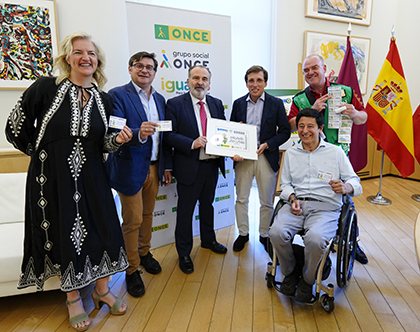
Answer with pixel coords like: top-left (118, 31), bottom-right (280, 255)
top-left (35, 79), bottom-right (71, 151)
top-left (68, 139), bottom-right (87, 255)
top-left (69, 85), bottom-right (95, 138)
top-left (17, 247), bottom-right (128, 292)
top-left (8, 96), bottom-right (26, 137)
top-left (36, 149), bottom-right (53, 251)
top-left (92, 88), bottom-right (108, 132)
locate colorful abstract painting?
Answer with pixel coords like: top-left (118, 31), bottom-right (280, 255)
top-left (306, 0), bottom-right (373, 26)
top-left (0, 0), bottom-right (57, 88)
top-left (304, 31), bottom-right (371, 94)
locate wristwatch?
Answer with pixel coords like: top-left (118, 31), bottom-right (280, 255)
top-left (289, 194), bottom-right (297, 203)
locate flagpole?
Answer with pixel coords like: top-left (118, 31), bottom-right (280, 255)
top-left (367, 150), bottom-right (392, 205)
top-left (366, 25), bottom-right (404, 206)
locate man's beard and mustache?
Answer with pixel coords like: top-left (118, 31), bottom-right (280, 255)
top-left (190, 83), bottom-right (207, 99)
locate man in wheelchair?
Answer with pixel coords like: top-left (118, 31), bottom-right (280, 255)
top-left (268, 108), bottom-right (362, 303)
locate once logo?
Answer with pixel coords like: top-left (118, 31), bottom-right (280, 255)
top-left (218, 207), bottom-right (229, 214)
top-left (218, 169), bottom-right (230, 175)
top-left (155, 24), bottom-right (211, 44)
top-left (215, 194), bottom-right (231, 202)
top-left (151, 223), bottom-right (169, 232)
top-left (160, 49), bottom-right (210, 70)
top-left (153, 210), bottom-right (165, 217)
top-left (155, 194), bottom-right (167, 201)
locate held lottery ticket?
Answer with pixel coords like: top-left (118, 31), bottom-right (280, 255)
top-left (327, 86), bottom-right (343, 129)
top-left (109, 116), bottom-right (127, 129)
top-left (157, 120), bottom-right (172, 131)
top-left (317, 170), bottom-right (333, 182)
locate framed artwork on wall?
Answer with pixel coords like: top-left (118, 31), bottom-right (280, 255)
top-left (0, 0), bottom-right (58, 89)
top-left (304, 30), bottom-right (371, 94)
top-left (305, 0), bottom-right (373, 26)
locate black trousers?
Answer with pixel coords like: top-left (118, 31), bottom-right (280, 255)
top-left (175, 159), bottom-right (219, 257)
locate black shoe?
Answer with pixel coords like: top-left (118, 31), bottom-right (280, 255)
top-left (140, 252), bottom-right (162, 274)
top-left (355, 242), bottom-right (368, 264)
top-left (259, 236), bottom-right (269, 252)
top-left (126, 270), bottom-right (145, 297)
top-left (280, 268), bottom-right (301, 297)
top-left (295, 279), bottom-right (313, 303)
top-left (233, 234), bottom-right (249, 252)
top-left (201, 241), bottom-right (228, 254)
top-left (179, 256), bottom-right (194, 274)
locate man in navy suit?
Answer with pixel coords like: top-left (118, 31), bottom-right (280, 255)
top-left (230, 65), bottom-right (290, 252)
top-left (165, 65), bottom-right (227, 274)
top-left (107, 52), bottom-right (172, 297)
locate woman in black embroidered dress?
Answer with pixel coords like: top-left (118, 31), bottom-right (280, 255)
top-left (5, 31), bottom-right (132, 331)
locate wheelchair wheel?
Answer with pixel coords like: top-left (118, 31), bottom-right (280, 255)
top-left (268, 199), bottom-right (286, 261)
top-left (321, 294), bottom-right (335, 313)
top-left (336, 210), bottom-right (357, 288)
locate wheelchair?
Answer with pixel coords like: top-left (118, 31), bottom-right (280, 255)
top-left (265, 195), bottom-right (357, 313)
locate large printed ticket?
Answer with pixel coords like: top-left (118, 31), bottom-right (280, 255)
top-left (205, 118), bottom-right (258, 160)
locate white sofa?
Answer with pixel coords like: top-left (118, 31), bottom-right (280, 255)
top-left (0, 173), bottom-right (60, 297)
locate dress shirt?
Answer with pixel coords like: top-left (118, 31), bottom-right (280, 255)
top-left (246, 92), bottom-right (265, 146)
top-left (132, 82), bottom-right (160, 161)
top-left (280, 138), bottom-right (362, 209)
top-left (190, 93), bottom-right (217, 160)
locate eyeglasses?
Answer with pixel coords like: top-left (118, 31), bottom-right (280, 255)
top-left (132, 63), bottom-right (155, 72)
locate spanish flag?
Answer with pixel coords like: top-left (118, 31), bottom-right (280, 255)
top-left (366, 37), bottom-right (414, 178)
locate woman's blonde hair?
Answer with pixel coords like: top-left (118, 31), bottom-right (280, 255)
top-left (54, 31), bottom-right (107, 90)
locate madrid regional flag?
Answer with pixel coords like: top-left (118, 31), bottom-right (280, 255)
top-left (337, 36), bottom-right (367, 173)
top-left (366, 37), bottom-right (414, 178)
top-left (414, 104), bottom-right (420, 164)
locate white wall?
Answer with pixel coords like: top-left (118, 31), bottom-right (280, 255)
top-left (2, 0), bottom-right (419, 149)
top-left (120, 0), bottom-right (275, 99)
top-left (274, 0), bottom-right (419, 109)
top-left (55, 0), bottom-right (130, 90)
top-left (0, 0), bottom-right (274, 149)
top-left (0, 0), bottom-right (131, 149)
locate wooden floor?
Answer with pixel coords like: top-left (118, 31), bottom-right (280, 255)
top-left (1, 176), bottom-right (420, 332)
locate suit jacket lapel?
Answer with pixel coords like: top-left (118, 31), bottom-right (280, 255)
top-left (240, 95), bottom-right (248, 122)
top-left (153, 93), bottom-right (165, 144)
top-left (184, 93), bottom-right (200, 137)
top-left (207, 96), bottom-right (219, 119)
top-left (126, 82), bottom-right (148, 122)
top-left (153, 93), bottom-right (165, 121)
top-left (260, 92), bottom-right (270, 130)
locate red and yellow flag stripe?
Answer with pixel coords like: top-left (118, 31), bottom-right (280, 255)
top-left (366, 38), bottom-right (414, 178)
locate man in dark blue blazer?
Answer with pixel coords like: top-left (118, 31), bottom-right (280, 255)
top-left (165, 65), bottom-right (227, 274)
top-left (107, 52), bottom-right (172, 297)
top-left (230, 65), bottom-right (290, 252)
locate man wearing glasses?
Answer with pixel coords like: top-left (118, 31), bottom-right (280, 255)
top-left (107, 52), bottom-right (172, 297)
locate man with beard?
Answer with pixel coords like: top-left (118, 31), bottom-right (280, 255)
top-left (165, 65), bottom-right (227, 274)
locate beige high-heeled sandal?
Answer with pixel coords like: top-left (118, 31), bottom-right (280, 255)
top-left (66, 297), bottom-right (90, 331)
top-left (91, 288), bottom-right (127, 315)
